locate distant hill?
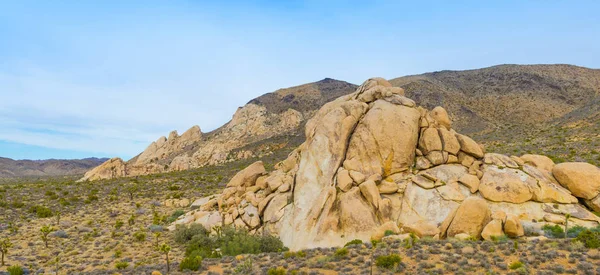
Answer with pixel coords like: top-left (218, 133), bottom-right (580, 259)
top-left (0, 157), bottom-right (109, 178)
top-left (390, 64), bottom-right (600, 164)
top-left (81, 64), bottom-right (600, 181)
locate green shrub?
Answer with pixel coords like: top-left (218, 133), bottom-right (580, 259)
top-left (344, 239), bottom-right (362, 247)
top-left (7, 265), bottom-right (24, 275)
top-left (334, 247), bottom-right (348, 258)
top-left (115, 261), bottom-right (129, 269)
top-left (174, 223), bottom-right (209, 243)
top-left (168, 209), bottom-right (186, 223)
top-left (542, 224), bottom-right (564, 238)
top-left (29, 205), bottom-right (53, 218)
top-left (567, 225), bottom-right (586, 238)
top-left (384, 230), bottom-right (396, 236)
top-left (115, 219), bottom-right (124, 230)
top-left (133, 230), bottom-right (146, 242)
top-left (179, 250), bottom-right (202, 271)
top-left (267, 267), bottom-right (286, 275)
top-left (375, 254), bottom-right (402, 269)
top-left (509, 261), bottom-right (524, 270)
top-left (575, 229), bottom-right (600, 248)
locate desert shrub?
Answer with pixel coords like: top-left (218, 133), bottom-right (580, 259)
top-left (134, 230), bottom-right (147, 242)
top-left (10, 201), bottom-right (24, 208)
top-left (7, 265), bottom-right (24, 275)
top-left (175, 224), bottom-right (209, 243)
top-left (168, 209), bottom-right (186, 223)
top-left (115, 261), bottom-right (129, 269)
top-left (233, 258), bottom-right (253, 273)
top-left (29, 205), bottom-right (53, 218)
top-left (509, 261), bottom-right (524, 269)
top-left (114, 219), bottom-right (124, 230)
top-left (344, 239), bottom-right (362, 247)
top-left (542, 224), bottom-right (565, 238)
top-left (567, 225), bottom-right (586, 238)
top-left (267, 267), bottom-right (286, 275)
top-left (575, 229), bottom-right (600, 248)
top-left (177, 225), bottom-right (286, 258)
top-left (376, 254), bottom-right (402, 269)
top-left (334, 247), bottom-right (348, 258)
top-left (384, 230), bottom-right (396, 236)
top-left (179, 250), bottom-right (202, 271)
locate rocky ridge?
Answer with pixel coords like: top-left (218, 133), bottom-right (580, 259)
top-left (173, 78), bottom-right (600, 251)
top-left (79, 79), bottom-right (357, 181)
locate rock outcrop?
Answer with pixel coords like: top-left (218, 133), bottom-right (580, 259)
top-left (79, 79), bottom-right (358, 181)
top-left (170, 77), bottom-right (600, 250)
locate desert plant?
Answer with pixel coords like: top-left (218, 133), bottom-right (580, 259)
top-left (134, 230), bottom-right (147, 242)
top-left (542, 224), bottom-right (565, 238)
top-left (344, 239), bottom-right (362, 247)
top-left (40, 225), bottom-right (54, 248)
top-left (575, 229), bottom-right (600, 248)
top-left (115, 261), bottom-right (129, 270)
top-left (7, 265), bottom-right (23, 275)
top-left (1, 238), bottom-right (13, 266)
top-left (115, 219), bottom-right (124, 230)
top-left (179, 250), bottom-right (202, 271)
top-left (509, 261), bottom-right (524, 269)
top-left (267, 267), bottom-right (286, 275)
top-left (334, 247), bottom-right (348, 258)
top-left (564, 213), bottom-right (571, 238)
top-left (154, 232), bottom-right (162, 248)
top-left (159, 243), bottom-right (171, 273)
top-left (375, 254), bottom-right (402, 269)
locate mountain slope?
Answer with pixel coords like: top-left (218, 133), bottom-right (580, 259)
top-left (0, 157), bottom-right (108, 178)
top-left (391, 64), bottom-right (600, 164)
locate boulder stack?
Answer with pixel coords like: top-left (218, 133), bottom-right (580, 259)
top-left (171, 77), bottom-right (600, 250)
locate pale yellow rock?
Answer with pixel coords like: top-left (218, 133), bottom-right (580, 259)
top-left (415, 156), bottom-right (432, 170)
top-left (447, 154), bottom-right (459, 164)
top-left (277, 182), bottom-right (291, 193)
top-left (481, 219), bottom-right (504, 241)
top-left (483, 153), bottom-right (519, 168)
top-left (438, 128), bottom-right (460, 155)
top-left (504, 214), bottom-right (524, 238)
top-left (456, 234), bottom-right (473, 241)
top-left (436, 182), bottom-right (466, 202)
top-left (479, 166), bottom-right (535, 203)
top-left (336, 169), bottom-right (354, 192)
top-left (510, 156), bottom-right (525, 166)
top-left (263, 193), bottom-right (291, 224)
top-left (492, 210), bottom-right (507, 222)
top-left (78, 158), bottom-right (126, 181)
top-left (521, 154), bottom-right (555, 171)
top-left (523, 165), bottom-right (578, 203)
top-left (458, 152), bottom-right (475, 167)
top-left (359, 180), bottom-right (380, 209)
top-left (419, 128), bottom-right (443, 155)
top-left (543, 214), bottom-right (566, 225)
top-left (403, 220), bottom-right (440, 238)
top-left (371, 221), bottom-right (401, 241)
top-left (378, 180), bottom-right (399, 194)
top-left (345, 100), bottom-right (420, 177)
top-left (426, 151), bottom-right (447, 166)
top-left (585, 194), bottom-right (600, 213)
top-left (446, 197), bottom-right (491, 238)
top-left (458, 174), bottom-right (480, 193)
top-left (349, 170), bottom-right (366, 184)
top-left (456, 134), bottom-right (484, 158)
top-left (431, 106), bottom-right (452, 130)
top-left (227, 161), bottom-right (266, 188)
top-left (552, 162), bottom-right (600, 200)
top-left (412, 174), bottom-right (436, 189)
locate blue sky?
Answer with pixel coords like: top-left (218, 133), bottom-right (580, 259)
top-left (1, 1), bottom-right (599, 160)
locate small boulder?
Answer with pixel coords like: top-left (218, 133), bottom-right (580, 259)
top-left (552, 162), bottom-right (600, 200)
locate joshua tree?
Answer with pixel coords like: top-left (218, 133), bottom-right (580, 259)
top-left (564, 213), bottom-right (571, 238)
top-left (40, 225), bottom-right (54, 248)
top-left (159, 243), bottom-right (171, 273)
top-left (154, 232), bottom-right (161, 248)
top-left (0, 237), bottom-right (12, 266)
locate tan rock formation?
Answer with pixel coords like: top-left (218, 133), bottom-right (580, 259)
top-left (553, 162), bottom-right (600, 200)
top-left (167, 77), bottom-right (600, 250)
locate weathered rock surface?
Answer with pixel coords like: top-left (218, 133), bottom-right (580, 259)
top-left (168, 77), bottom-right (600, 250)
top-left (553, 162), bottom-right (600, 200)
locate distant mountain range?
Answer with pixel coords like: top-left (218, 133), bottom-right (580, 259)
top-left (0, 157), bottom-right (109, 178)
